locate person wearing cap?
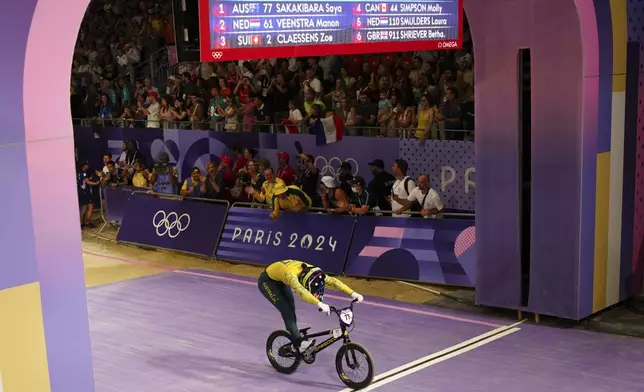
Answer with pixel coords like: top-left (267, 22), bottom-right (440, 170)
top-left (276, 152), bottom-right (296, 185)
top-left (219, 156), bottom-right (237, 196)
top-left (149, 152), bottom-right (178, 195)
top-left (270, 183), bottom-right (312, 220)
top-left (395, 174), bottom-right (444, 219)
top-left (367, 158), bottom-right (395, 212)
top-left (348, 176), bottom-right (377, 215)
top-left (137, 91), bottom-right (161, 128)
top-left (246, 167), bottom-right (285, 210)
top-left (319, 175), bottom-right (349, 214)
top-left (389, 158), bottom-right (417, 218)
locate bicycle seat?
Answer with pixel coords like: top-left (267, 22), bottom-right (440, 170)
top-left (300, 327), bottom-right (311, 335)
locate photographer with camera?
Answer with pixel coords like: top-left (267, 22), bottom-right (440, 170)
top-left (149, 152), bottom-right (178, 195)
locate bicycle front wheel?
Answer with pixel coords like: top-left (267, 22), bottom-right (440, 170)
top-left (266, 330), bottom-right (301, 374)
top-left (335, 342), bottom-right (374, 389)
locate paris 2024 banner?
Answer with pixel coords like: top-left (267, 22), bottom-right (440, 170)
top-left (74, 127), bottom-right (475, 211)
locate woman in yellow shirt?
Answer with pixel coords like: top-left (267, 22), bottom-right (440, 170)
top-left (259, 260), bottom-right (364, 353)
top-left (415, 94), bottom-right (437, 145)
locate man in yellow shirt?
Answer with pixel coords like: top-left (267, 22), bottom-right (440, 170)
top-left (258, 260), bottom-right (364, 353)
top-left (269, 183), bottom-right (312, 220)
top-left (246, 167), bottom-right (284, 209)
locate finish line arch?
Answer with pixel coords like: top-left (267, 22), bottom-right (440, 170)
top-left (0, 0), bottom-right (642, 390)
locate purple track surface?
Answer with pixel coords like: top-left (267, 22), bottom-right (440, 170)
top-left (87, 270), bottom-right (644, 391)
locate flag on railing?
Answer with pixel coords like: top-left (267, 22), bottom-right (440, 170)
top-left (314, 114), bottom-right (343, 145)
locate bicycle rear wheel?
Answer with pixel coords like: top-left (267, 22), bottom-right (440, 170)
top-left (266, 330), bottom-right (301, 374)
top-left (335, 342), bottom-right (374, 389)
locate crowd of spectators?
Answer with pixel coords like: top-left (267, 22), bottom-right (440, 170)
top-left (73, 51), bottom-right (475, 141)
top-left (70, 0), bottom-right (173, 121)
top-left (77, 143), bottom-right (444, 227)
top-left (71, 3), bottom-right (475, 142)
top-left (72, 1), bottom-right (469, 225)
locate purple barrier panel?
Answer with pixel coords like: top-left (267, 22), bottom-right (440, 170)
top-left (116, 194), bottom-right (228, 257)
top-left (216, 207), bottom-right (354, 275)
top-left (103, 186), bottom-right (137, 224)
top-left (344, 216), bottom-right (477, 286)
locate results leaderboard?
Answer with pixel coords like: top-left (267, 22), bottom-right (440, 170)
top-left (210, 1), bottom-right (460, 49)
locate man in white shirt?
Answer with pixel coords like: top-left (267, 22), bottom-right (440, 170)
top-left (138, 92), bottom-right (161, 128)
top-left (389, 158), bottom-right (416, 218)
top-left (303, 69), bottom-right (322, 96)
top-left (395, 174), bottom-right (444, 218)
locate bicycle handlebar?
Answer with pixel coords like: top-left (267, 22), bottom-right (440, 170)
top-left (321, 298), bottom-right (360, 315)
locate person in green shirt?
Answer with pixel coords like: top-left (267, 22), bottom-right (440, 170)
top-left (208, 87), bottom-right (227, 130)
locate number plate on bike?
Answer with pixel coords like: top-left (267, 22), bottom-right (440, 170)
top-left (332, 328), bottom-right (343, 338)
top-left (340, 309), bottom-right (354, 325)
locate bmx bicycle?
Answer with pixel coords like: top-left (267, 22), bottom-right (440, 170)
top-left (266, 299), bottom-right (375, 389)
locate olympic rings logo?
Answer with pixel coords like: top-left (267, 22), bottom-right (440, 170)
top-left (314, 157), bottom-right (359, 178)
top-left (153, 210), bottom-right (191, 238)
top-left (211, 51), bottom-right (223, 60)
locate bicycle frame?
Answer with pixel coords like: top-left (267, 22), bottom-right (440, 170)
top-left (302, 299), bottom-right (359, 355)
top-left (305, 324), bottom-right (352, 355)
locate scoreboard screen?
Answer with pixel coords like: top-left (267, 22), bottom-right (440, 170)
top-left (199, 0), bottom-right (462, 62)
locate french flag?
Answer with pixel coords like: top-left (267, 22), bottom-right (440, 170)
top-left (250, 19), bottom-right (261, 28)
top-left (314, 114), bottom-right (344, 145)
top-left (379, 17), bottom-right (389, 26)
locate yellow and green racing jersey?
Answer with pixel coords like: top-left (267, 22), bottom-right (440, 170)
top-left (265, 259), bottom-right (354, 305)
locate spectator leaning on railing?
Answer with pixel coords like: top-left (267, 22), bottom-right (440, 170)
top-left (348, 176), bottom-right (377, 215)
top-left (320, 176), bottom-right (349, 215)
top-left (269, 183), bottom-right (312, 220)
top-left (395, 174), bottom-right (444, 219)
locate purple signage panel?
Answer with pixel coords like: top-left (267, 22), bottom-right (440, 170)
top-left (103, 186), bottom-right (136, 224)
top-left (216, 207), bottom-right (354, 274)
top-left (344, 216), bottom-right (477, 286)
top-left (117, 194), bottom-right (228, 257)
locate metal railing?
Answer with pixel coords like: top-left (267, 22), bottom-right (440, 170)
top-left (132, 47), bottom-right (171, 87)
top-left (72, 117), bottom-right (473, 139)
top-left (232, 201), bottom-right (474, 219)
